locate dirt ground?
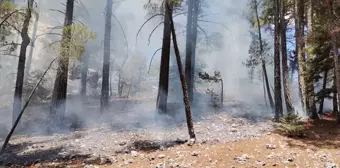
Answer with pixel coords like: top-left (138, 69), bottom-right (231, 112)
top-left (3, 119), bottom-right (339, 168)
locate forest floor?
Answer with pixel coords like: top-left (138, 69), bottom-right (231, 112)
top-left (0, 99), bottom-right (340, 168)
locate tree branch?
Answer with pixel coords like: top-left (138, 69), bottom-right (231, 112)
top-left (148, 47), bottom-right (162, 73)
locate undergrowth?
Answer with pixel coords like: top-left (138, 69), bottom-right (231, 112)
top-left (275, 114), bottom-right (307, 137)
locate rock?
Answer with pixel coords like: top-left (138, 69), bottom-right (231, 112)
top-left (266, 154), bottom-right (274, 159)
top-left (325, 162), bottom-right (338, 168)
top-left (125, 159), bottom-right (134, 164)
top-left (230, 128), bottom-right (237, 133)
top-left (265, 144), bottom-right (276, 149)
top-left (84, 165), bottom-right (99, 168)
top-left (131, 151), bottom-right (138, 157)
top-left (100, 157), bottom-right (112, 164)
top-left (234, 154), bottom-right (249, 164)
top-left (287, 158), bottom-right (294, 162)
top-left (158, 154), bottom-right (166, 159)
top-left (119, 141), bottom-right (127, 146)
top-left (256, 161), bottom-right (266, 166)
top-left (187, 138), bottom-right (196, 146)
top-left (320, 154), bottom-right (328, 162)
top-left (191, 151), bottom-right (199, 156)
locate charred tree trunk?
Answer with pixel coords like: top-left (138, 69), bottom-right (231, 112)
top-left (80, 51), bottom-right (89, 97)
top-left (274, 0), bottom-right (283, 121)
top-left (185, 0), bottom-right (194, 101)
top-left (49, 0), bottom-right (74, 118)
top-left (280, 0), bottom-right (294, 115)
top-left (318, 70), bottom-right (328, 114)
top-left (100, 0), bottom-right (113, 112)
top-left (12, 0), bottom-right (33, 125)
top-left (156, 0), bottom-right (172, 114)
top-left (253, 0), bottom-right (274, 111)
top-left (168, 3), bottom-right (195, 139)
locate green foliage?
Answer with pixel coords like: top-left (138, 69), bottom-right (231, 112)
top-left (275, 114), bottom-right (306, 137)
top-left (49, 24), bottom-right (96, 59)
top-left (243, 31), bottom-right (273, 80)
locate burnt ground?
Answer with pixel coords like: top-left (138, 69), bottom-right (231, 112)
top-left (0, 97), bottom-right (274, 167)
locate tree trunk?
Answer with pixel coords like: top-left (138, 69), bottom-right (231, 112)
top-left (49, 0), bottom-right (74, 118)
top-left (333, 75), bottom-right (338, 117)
top-left (254, 0), bottom-right (274, 111)
top-left (331, 35), bottom-right (340, 123)
top-left (185, 0), bottom-right (194, 101)
top-left (295, 0), bottom-right (307, 114)
top-left (80, 51), bottom-right (89, 97)
top-left (318, 70), bottom-right (328, 114)
top-left (280, 0), bottom-right (294, 115)
top-left (274, 0), bottom-right (283, 121)
top-left (100, 0), bottom-right (113, 112)
top-left (25, 0), bottom-right (39, 78)
top-left (305, 0), bottom-right (318, 119)
top-left (156, 0), bottom-right (172, 114)
top-left (168, 3), bottom-right (195, 139)
top-left (12, 0), bottom-right (33, 125)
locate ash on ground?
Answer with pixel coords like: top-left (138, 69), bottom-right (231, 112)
top-left (0, 100), bottom-right (273, 165)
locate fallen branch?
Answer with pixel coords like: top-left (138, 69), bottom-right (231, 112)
top-left (0, 56), bottom-right (59, 155)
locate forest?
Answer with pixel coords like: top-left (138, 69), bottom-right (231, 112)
top-left (0, 0), bottom-right (340, 167)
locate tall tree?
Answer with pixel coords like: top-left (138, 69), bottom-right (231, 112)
top-left (305, 0), bottom-right (318, 119)
top-left (280, 0), bottom-right (294, 114)
top-left (185, 0), bottom-right (194, 101)
top-left (168, 2), bottom-right (195, 139)
top-left (274, 0), bottom-right (283, 121)
top-left (156, 0), bottom-right (172, 114)
top-left (295, 0), bottom-right (307, 114)
top-left (100, 0), bottom-right (113, 112)
top-left (185, 0), bottom-right (199, 102)
top-left (49, 0), bottom-right (74, 118)
top-left (252, 0), bottom-right (275, 112)
top-left (12, 0), bottom-right (34, 125)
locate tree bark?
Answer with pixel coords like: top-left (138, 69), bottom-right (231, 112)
top-left (12, 0), bottom-right (33, 125)
top-left (254, 0), bottom-right (274, 112)
top-left (280, 0), bottom-right (294, 115)
top-left (274, 0), bottom-right (283, 121)
top-left (156, 0), bottom-right (172, 114)
top-left (295, 0), bottom-right (307, 114)
top-left (185, 0), bottom-right (194, 101)
top-left (49, 0), bottom-right (74, 118)
top-left (168, 3), bottom-right (195, 139)
top-left (100, 0), bottom-right (113, 112)
top-left (331, 35), bottom-right (340, 123)
top-left (318, 70), bottom-right (328, 114)
top-left (306, 0), bottom-right (318, 120)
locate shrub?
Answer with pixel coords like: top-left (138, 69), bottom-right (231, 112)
top-left (276, 114), bottom-right (306, 137)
